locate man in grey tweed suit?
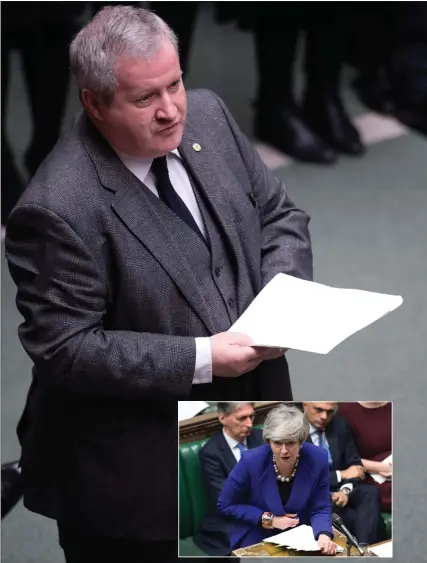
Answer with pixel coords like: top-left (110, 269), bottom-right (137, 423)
top-left (5, 6), bottom-right (313, 563)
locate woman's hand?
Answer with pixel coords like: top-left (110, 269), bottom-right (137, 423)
top-left (317, 534), bottom-right (338, 555)
top-left (272, 513), bottom-right (299, 530)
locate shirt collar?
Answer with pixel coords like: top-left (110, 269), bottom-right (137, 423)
top-left (222, 428), bottom-right (247, 450)
top-left (115, 148), bottom-right (181, 184)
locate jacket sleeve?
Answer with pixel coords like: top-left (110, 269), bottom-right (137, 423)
top-left (310, 451), bottom-right (334, 540)
top-left (200, 446), bottom-right (228, 505)
top-left (213, 92), bottom-right (313, 286)
top-left (5, 204), bottom-right (196, 400)
top-left (217, 455), bottom-right (264, 526)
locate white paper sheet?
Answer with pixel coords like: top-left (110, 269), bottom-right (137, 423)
top-left (178, 401), bottom-right (209, 421)
top-left (370, 454), bottom-right (392, 484)
top-left (228, 274), bottom-right (403, 354)
top-left (263, 524), bottom-right (344, 552)
top-left (370, 540), bottom-right (393, 557)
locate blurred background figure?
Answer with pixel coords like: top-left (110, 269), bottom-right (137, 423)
top-left (349, 2), bottom-right (427, 134)
top-left (253, 2), bottom-right (364, 164)
top-left (338, 402), bottom-right (392, 513)
top-left (1, 2), bottom-right (87, 226)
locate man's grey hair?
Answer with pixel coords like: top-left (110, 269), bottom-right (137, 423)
top-left (263, 404), bottom-right (309, 444)
top-left (217, 403), bottom-right (255, 416)
top-left (69, 5), bottom-right (179, 100)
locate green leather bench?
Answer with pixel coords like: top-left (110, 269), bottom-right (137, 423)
top-left (179, 438), bottom-right (210, 556)
top-left (179, 434), bottom-right (392, 555)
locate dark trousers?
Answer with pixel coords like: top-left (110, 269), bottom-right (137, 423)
top-left (1, 22), bottom-right (77, 223)
top-left (58, 522), bottom-right (234, 563)
top-left (254, 3), bottom-right (352, 105)
top-left (333, 484), bottom-right (383, 545)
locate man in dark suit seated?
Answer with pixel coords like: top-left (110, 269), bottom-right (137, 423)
top-left (303, 402), bottom-right (383, 546)
top-left (194, 402), bottom-right (264, 555)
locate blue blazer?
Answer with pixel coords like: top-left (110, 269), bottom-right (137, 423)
top-left (217, 442), bottom-right (332, 551)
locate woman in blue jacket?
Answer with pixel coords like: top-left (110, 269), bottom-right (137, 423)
top-left (217, 404), bottom-right (337, 555)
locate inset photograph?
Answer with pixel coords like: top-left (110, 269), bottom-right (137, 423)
top-left (178, 401), bottom-right (392, 557)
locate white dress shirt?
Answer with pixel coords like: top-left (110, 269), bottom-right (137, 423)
top-left (116, 149), bottom-right (212, 384)
top-left (309, 424), bottom-right (353, 493)
top-left (222, 429), bottom-right (248, 462)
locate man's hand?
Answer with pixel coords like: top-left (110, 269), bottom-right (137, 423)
top-left (340, 465), bottom-right (366, 480)
top-left (272, 513), bottom-right (299, 530)
top-left (331, 491), bottom-right (349, 508)
top-left (252, 346), bottom-right (288, 360)
top-left (210, 333), bottom-right (284, 378)
top-left (317, 534), bottom-right (338, 555)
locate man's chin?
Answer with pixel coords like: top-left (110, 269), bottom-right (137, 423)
top-left (158, 129), bottom-right (183, 152)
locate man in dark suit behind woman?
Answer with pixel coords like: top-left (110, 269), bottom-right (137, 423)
top-left (303, 402), bottom-right (384, 545)
top-left (194, 402), bottom-right (264, 555)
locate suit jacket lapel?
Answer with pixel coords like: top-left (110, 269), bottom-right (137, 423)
top-left (80, 114), bottom-right (216, 335)
top-left (179, 125), bottom-right (254, 316)
top-left (218, 433), bottom-right (238, 473)
top-left (260, 451), bottom-right (286, 516)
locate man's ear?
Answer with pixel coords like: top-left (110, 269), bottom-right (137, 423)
top-left (81, 89), bottom-right (104, 121)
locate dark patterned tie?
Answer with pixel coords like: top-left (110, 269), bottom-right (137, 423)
top-left (151, 156), bottom-right (205, 242)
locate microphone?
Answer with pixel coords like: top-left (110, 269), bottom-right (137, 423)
top-left (332, 513), bottom-right (365, 555)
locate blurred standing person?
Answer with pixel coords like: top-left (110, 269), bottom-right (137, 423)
top-left (253, 2), bottom-right (364, 164)
top-left (1, 1), bottom-right (86, 225)
top-left (338, 402), bottom-right (392, 513)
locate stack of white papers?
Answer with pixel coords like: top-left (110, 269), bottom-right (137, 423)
top-left (370, 540), bottom-right (393, 557)
top-left (178, 401), bottom-right (209, 421)
top-left (263, 524), bottom-right (344, 552)
top-left (229, 274), bottom-right (403, 354)
top-left (370, 454), bottom-right (392, 484)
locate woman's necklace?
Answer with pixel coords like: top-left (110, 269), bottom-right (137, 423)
top-left (273, 454), bottom-right (300, 483)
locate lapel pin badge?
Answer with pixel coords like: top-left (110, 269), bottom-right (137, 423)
top-left (192, 143), bottom-right (201, 152)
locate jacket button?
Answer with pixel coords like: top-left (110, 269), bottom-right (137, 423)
top-left (215, 266), bottom-right (221, 277)
top-left (228, 297), bottom-right (235, 308)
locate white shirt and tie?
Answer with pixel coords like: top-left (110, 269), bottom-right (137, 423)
top-left (116, 149), bottom-right (212, 385)
top-left (222, 429), bottom-right (248, 462)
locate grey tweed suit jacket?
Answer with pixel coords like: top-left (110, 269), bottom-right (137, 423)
top-left (5, 89), bottom-right (312, 539)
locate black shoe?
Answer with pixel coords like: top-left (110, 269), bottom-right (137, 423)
top-left (352, 69), bottom-right (396, 115)
top-left (1, 461), bottom-right (23, 518)
top-left (255, 102), bottom-right (337, 164)
top-left (303, 92), bottom-right (365, 156)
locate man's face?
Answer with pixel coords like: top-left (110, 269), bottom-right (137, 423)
top-left (303, 402), bottom-right (337, 431)
top-left (92, 41), bottom-right (186, 158)
top-left (219, 404), bottom-right (255, 441)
